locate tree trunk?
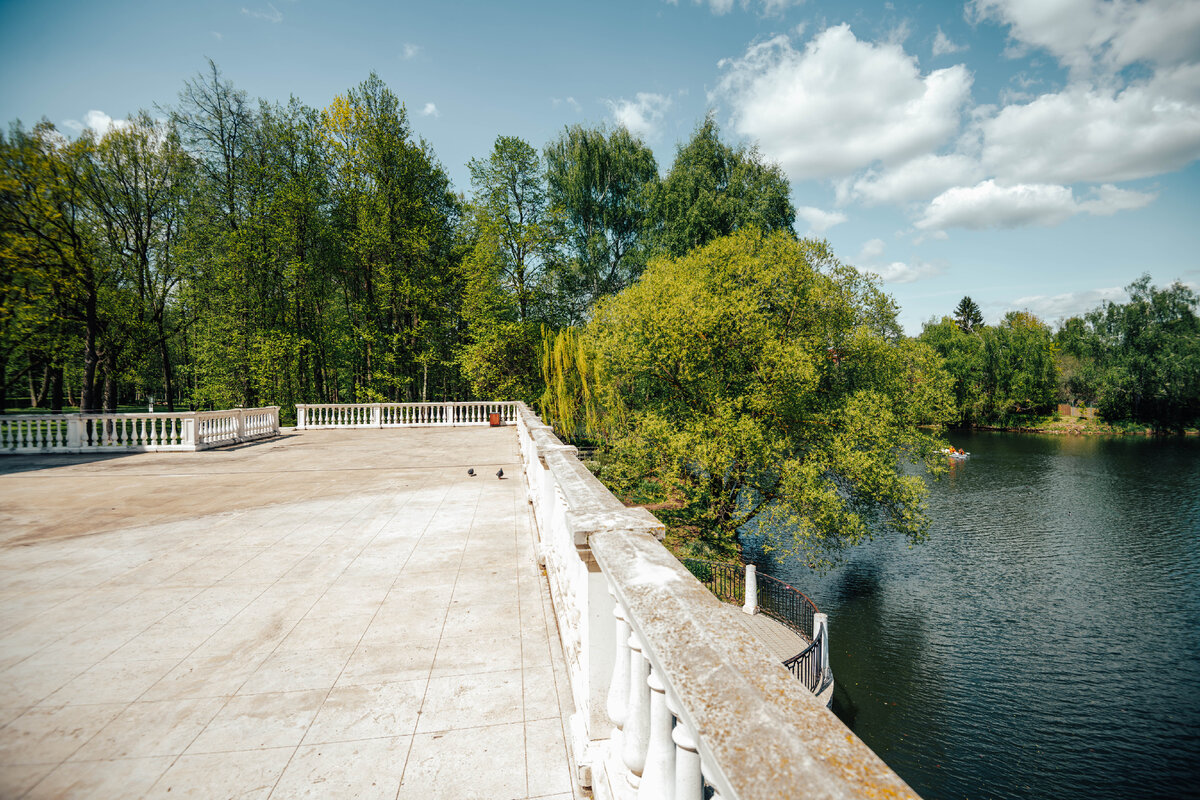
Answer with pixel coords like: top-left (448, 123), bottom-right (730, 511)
top-left (49, 366), bottom-right (63, 413)
top-left (103, 366), bottom-right (118, 414)
top-left (158, 332), bottom-right (175, 412)
top-left (81, 308), bottom-right (100, 412)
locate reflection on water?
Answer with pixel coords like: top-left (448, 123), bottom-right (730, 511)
top-left (743, 432), bottom-right (1200, 800)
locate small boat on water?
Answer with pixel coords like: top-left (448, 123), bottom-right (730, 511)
top-left (942, 447), bottom-right (970, 459)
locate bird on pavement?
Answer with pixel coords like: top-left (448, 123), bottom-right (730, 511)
top-left (467, 468), bottom-right (475, 476)
top-left (496, 468), bottom-right (504, 479)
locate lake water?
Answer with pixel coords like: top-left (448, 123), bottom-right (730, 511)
top-left (744, 431), bottom-right (1200, 800)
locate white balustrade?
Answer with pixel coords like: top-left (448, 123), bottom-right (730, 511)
top-left (0, 406), bottom-right (278, 454)
top-left (511, 401), bottom-right (921, 800)
top-left (295, 401), bottom-right (517, 430)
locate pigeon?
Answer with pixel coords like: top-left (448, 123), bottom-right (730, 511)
top-left (467, 468), bottom-right (475, 476)
top-left (496, 468), bottom-right (504, 479)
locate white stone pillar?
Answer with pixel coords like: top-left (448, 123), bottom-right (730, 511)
top-left (444, 402), bottom-right (455, 426)
top-left (814, 612), bottom-right (830, 676)
top-left (235, 408), bottom-right (246, 443)
top-left (66, 416), bottom-right (83, 450)
top-left (181, 416), bottom-right (196, 450)
top-left (743, 564), bottom-right (758, 615)
top-left (622, 632), bottom-right (651, 789)
top-left (370, 403), bottom-right (381, 428)
top-left (668, 692), bottom-right (702, 800)
top-left (296, 404), bottom-right (306, 429)
top-left (639, 669), bottom-right (675, 798)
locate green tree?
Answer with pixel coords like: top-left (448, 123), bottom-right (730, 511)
top-left (647, 116), bottom-right (795, 258)
top-left (559, 230), bottom-right (952, 568)
top-left (544, 125), bottom-right (658, 321)
top-left (953, 296), bottom-right (983, 333)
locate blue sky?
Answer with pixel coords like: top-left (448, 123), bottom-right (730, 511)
top-left (2, 0), bottom-right (1197, 332)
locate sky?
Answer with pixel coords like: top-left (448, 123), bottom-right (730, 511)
top-left (1, 0), bottom-right (1198, 333)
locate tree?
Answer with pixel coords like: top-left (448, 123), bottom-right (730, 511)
top-left (647, 116), bottom-right (795, 258)
top-left (557, 229), bottom-right (953, 569)
top-left (544, 125), bottom-right (658, 321)
top-left (953, 296), bottom-right (983, 333)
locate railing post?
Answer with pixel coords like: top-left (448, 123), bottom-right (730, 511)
top-left (814, 611), bottom-right (830, 678)
top-left (235, 408), bottom-right (246, 443)
top-left (607, 598), bottom-right (631, 746)
top-left (444, 401), bottom-right (455, 426)
top-left (296, 404), bottom-right (307, 430)
top-left (66, 416), bottom-right (82, 450)
top-left (743, 563), bottom-right (758, 615)
top-left (371, 403), bottom-right (381, 428)
top-left (181, 415), bottom-right (196, 450)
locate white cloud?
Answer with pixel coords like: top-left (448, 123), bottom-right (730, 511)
top-left (979, 66), bottom-right (1200, 184)
top-left (713, 25), bottom-right (973, 180)
top-left (842, 153), bottom-right (985, 206)
top-left (62, 110), bottom-right (128, 137)
top-left (211, 31), bottom-right (223, 41)
top-left (932, 27), bottom-right (965, 57)
top-left (1010, 286), bottom-right (1127, 320)
top-left (402, 43), bottom-right (420, 60)
top-left (865, 260), bottom-right (944, 283)
top-left (552, 97), bottom-right (583, 113)
top-left (420, 102), bottom-right (439, 118)
top-left (606, 92), bottom-right (672, 140)
top-left (669, 0), bottom-right (802, 15)
top-left (796, 206), bottom-right (847, 234)
top-left (968, 0), bottom-right (1200, 75)
top-left (241, 3), bottom-right (282, 23)
top-left (914, 179), bottom-right (1154, 230)
top-left (858, 238), bottom-right (886, 261)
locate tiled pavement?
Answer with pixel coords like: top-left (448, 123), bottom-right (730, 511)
top-left (0, 428), bottom-right (581, 799)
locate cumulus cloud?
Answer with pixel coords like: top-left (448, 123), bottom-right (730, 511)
top-left (402, 43), bottom-right (420, 60)
top-left (841, 153), bottom-right (985, 206)
top-left (606, 92), bottom-right (672, 139)
top-left (241, 3), bottom-right (282, 23)
top-left (979, 66), bottom-right (1200, 184)
top-left (932, 27), bottom-right (965, 57)
top-left (915, 179), bottom-right (1154, 230)
top-left (61, 110), bottom-right (128, 136)
top-left (1010, 286), bottom-right (1127, 321)
top-left (968, 0), bottom-right (1200, 75)
top-left (713, 25), bottom-right (973, 180)
top-left (420, 102), bottom-right (439, 118)
top-left (796, 206), bottom-right (848, 234)
top-left (858, 238), bottom-right (886, 261)
top-left (865, 260), bottom-right (944, 284)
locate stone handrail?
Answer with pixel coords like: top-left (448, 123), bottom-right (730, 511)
top-left (295, 401), bottom-right (518, 429)
top-left (0, 407), bottom-right (280, 454)
top-left (513, 401), bottom-right (919, 800)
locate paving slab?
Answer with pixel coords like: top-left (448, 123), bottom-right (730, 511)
top-left (0, 428), bottom-right (583, 799)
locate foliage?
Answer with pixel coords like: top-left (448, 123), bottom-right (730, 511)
top-left (920, 309), bottom-right (1057, 426)
top-left (953, 296), bottom-right (983, 333)
top-left (646, 115), bottom-right (795, 258)
top-left (1056, 276), bottom-right (1200, 430)
top-left (544, 125), bottom-right (658, 322)
top-left (577, 230), bottom-right (952, 568)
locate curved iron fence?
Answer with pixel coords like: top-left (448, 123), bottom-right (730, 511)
top-left (680, 558), bottom-right (745, 605)
top-left (757, 572), bottom-right (818, 642)
top-left (783, 627), bottom-right (827, 694)
top-left (681, 557), bottom-right (830, 695)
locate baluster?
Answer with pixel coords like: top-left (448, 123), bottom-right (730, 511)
top-left (640, 668), bottom-right (675, 798)
top-left (622, 632), bottom-right (651, 788)
top-left (607, 598), bottom-right (631, 749)
top-left (668, 694), bottom-right (702, 800)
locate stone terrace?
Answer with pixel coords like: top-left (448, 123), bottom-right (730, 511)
top-left (0, 428), bottom-right (580, 799)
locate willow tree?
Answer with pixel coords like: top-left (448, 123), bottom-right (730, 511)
top-left (580, 229), bottom-right (954, 568)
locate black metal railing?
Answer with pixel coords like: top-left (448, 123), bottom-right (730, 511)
top-left (680, 558), bottom-right (745, 605)
top-left (757, 572), bottom-right (817, 641)
top-left (783, 626), bottom-right (827, 694)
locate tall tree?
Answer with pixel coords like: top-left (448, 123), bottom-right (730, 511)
top-left (953, 296), bottom-right (983, 333)
top-left (544, 125), bottom-right (657, 321)
top-left (557, 230), bottom-right (953, 567)
top-left (647, 116), bottom-right (795, 258)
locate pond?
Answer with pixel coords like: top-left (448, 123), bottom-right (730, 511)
top-left (744, 431), bottom-right (1200, 800)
